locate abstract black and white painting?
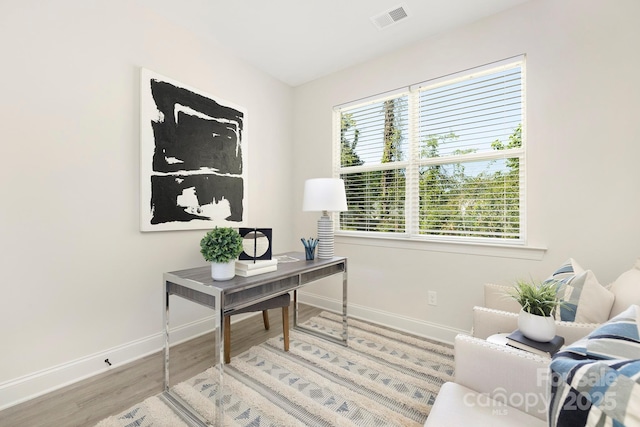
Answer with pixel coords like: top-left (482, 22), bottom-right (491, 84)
top-left (140, 68), bottom-right (247, 231)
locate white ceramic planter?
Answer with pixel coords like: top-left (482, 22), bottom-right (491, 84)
top-left (211, 261), bottom-right (235, 281)
top-left (518, 309), bottom-right (556, 342)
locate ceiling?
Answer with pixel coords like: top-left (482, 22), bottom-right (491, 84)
top-left (143, 0), bottom-right (532, 87)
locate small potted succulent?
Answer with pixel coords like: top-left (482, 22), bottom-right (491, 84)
top-left (509, 279), bottom-right (561, 342)
top-left (200, 227), bottom-right (243, 281)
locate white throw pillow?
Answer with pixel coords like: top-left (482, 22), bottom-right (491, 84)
top-left (545, 259), bottom-right (614, 323)
top-left (608, 257), bottom-right (640, 318)
top-left (564, 270), bottom-right (615, 323)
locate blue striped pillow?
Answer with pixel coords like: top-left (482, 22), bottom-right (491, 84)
top-left (549, 305), bottom-right (640, 427)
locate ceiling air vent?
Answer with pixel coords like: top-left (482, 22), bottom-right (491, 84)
top-left (371, 5), bottom-right (409, 30)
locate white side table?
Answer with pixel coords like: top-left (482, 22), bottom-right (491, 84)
top-left (486, 332), bottom-right (510, 346)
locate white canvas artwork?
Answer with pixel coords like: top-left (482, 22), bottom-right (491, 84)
top-left (140, 68), bottom-right (248, 231)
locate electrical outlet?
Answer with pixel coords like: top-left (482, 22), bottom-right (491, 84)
top-left (428, 291), bottom-right (437, 306)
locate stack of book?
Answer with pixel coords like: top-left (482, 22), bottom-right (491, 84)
top-left (505, 330), bottom-right (565, 357)
top-left (235, 259), bottom-right (278, 277)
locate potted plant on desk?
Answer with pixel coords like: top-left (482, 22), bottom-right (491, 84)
top-left (200, 227), bottom-right (243, 281)
top-left (509, 279), bottom-right (561, 342)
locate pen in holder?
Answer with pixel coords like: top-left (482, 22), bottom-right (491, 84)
top-left (301, 237), bottom-right (319, 260)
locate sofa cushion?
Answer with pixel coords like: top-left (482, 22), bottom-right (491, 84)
top-left (424, 382), bottom-right (546, 427)
top-left (548, 305), bottom-right (640, 427)
top-left (545, 259), bottom-right (614, 323)
top-left (608, 257), bottom-right (640, 318)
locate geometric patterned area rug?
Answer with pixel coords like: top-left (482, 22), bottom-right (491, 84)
top-left (95, 311), bottom-right (454, 427)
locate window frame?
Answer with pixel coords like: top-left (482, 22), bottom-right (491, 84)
top-left (333, 56), bottom-right (528, 246)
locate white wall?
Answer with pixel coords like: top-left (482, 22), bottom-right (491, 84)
top-left (0, 0), bottom-right (294, 408)
top-left (3, 0), bottom-right (640, 412)
top-left (293, 0), bottom-right (640, 340)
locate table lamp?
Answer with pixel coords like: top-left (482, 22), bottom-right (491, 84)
top-left (302, 178), bottom-right (348, 259)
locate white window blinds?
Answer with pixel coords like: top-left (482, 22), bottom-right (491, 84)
top-left (335, 58), bottom-right (525, 242)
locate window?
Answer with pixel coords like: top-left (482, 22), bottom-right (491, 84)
top-left (334, 58), bottom-right (525, 243)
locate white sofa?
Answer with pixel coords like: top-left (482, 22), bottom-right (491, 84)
top-left (425, 334), bottom-right (549, 426)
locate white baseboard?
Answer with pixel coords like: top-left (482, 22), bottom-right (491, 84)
top-left (0, 295), bottom-right (464, 411)
top-left (0, 312), bottom-right (250, 411)
top-left (297, 291), bottom-right (467, 345)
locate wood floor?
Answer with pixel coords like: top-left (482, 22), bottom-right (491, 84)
top-left (0, 303), bottom-right (322, 427)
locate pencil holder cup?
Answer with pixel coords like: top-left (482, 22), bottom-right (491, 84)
top-left (301, 237), bottom-right (318, 260)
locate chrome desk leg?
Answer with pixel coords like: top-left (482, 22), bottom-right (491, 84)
top-left (164, 287), bottom-right (170, 391)
top-left (342, 266), bottom-right (348, 344)
top-left (293, 289), bottom-right (299, 328)
top-left (214, 291), bottom-right (224, 426)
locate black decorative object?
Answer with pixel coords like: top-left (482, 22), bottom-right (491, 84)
top-left (239, 228), bottom-right (272, 261)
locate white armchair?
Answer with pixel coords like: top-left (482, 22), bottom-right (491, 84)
top-left (425, 334), bottom-right (549, 426)
top-left (427, 259), bottom-right (640, 427)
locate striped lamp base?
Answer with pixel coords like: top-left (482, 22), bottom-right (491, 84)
top-left (317, 214), bottom-right (334, 259)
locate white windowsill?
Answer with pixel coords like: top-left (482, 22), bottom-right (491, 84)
top-left (335, 234), bottom-right (546, 260)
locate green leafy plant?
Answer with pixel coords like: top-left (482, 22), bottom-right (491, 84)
top-left (200, 227), bottom-right (243, 263)
top-left (509, 279), bottom-right (561, 317)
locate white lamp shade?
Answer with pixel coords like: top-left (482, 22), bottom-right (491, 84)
top-left (302, 178), bottom-right (348, 212)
